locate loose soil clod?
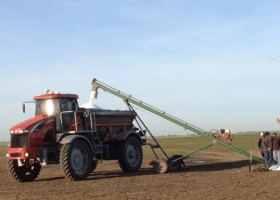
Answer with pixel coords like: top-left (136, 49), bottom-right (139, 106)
top-left (252, 166), bottom-right (269, 172)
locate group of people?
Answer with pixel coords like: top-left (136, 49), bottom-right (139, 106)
top-left (258, 132), bottom-right (280, 170)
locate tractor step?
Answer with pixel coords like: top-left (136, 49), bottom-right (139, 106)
top-left (150, 144), bottom-right (160, 148)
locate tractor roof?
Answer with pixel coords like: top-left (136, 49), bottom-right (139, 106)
top-left (34, 93), bottom-right (78, 100)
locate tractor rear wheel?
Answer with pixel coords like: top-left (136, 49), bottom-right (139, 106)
top-left (90, 159), bottom-right (98, 173)
top-left (7, 159), bottom-right (41, 182)
top-left (117, 136), bottom-right (143, 172)
top-left (60, 139), bottom-right (92, 181)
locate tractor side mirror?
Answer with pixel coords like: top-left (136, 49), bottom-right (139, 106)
top-left (22, 103), bottom-right (25, 113)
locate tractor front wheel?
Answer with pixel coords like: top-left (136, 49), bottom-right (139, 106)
top-left (117, 136), bottom-right (143, 172)
top-left (7, 159), bottom-right (41, 182)
top-left (60, 139), bottom-right (92, 181)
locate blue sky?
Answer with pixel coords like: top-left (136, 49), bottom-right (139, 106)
top-left (1, 1), bottom-right (280, 141)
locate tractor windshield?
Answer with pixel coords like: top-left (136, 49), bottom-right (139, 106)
top-left (35, 99), bottom-right (59, 116)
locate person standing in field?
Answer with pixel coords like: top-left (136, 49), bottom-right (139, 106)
top-left (271, 133), bottom-right (280, 166)
top-left (261, 131), bottom-right (273, 168)
top-left (258, 132), bottom-right (264, 157)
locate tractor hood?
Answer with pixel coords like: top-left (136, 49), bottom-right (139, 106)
top-left (9, 115), bottom-right (53, 134)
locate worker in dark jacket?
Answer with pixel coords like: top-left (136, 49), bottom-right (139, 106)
top-left (258, 132), bottom-right (264, 157)
top-left (272, 133), bottom-right (280, 166)
top-left (261, 132), bottom-right (273, 168)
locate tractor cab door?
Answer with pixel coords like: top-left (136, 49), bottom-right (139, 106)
top-left (60, 99), bottom-right (80, 132)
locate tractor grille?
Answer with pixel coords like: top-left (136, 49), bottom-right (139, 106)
top-left (10, 153), bottom-right (22, 157)
top-left (10, 133), bottom-right (28, 148)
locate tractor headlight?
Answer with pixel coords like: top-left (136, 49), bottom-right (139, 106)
top-left (18, 130), bottom-right (29, 134)
top-left (24, 152), bottom-right (29, 157)
top-left (10, 130), bottom-right (29, 134)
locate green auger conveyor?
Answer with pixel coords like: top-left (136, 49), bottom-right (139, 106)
top-left (91, 78), bottom-right (263, 164)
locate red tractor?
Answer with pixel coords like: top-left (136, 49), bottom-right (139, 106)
top-left (6, 90), bottom-right (146, 182)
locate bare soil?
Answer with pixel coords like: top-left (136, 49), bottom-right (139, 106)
top-left (0, 150), bottom-right (278, 200)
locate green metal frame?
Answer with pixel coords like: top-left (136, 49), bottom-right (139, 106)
top-left (91, 78), bottom-right (263, 163)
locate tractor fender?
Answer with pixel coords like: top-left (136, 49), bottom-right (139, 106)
top-left (60, 135), bottom-right (94, 153)
top-left (115, 130), bottom-right (143, 144)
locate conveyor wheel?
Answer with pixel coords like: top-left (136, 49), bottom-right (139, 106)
top-left (167, 155), bottom-right (183, 171)
top-left (153, 159), bottom-right (168, 174)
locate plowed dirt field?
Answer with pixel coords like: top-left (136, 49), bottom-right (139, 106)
top-left (1, 143), bottom-right (279, 200)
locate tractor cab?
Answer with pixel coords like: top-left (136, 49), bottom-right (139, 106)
top-left (32, 91), bottom-right (79, 133)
